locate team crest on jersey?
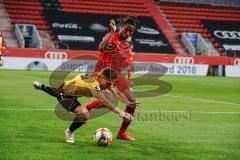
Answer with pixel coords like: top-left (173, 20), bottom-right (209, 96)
top-left (81, 73), bottom-right (96, 82)
top-left (95, 86), bottom-right (102, 92)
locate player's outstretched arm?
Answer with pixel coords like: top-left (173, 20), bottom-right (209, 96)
top-left (98, 19), bottom-right (116, 51)
top-left (112, 88), bottom-right (140, 107)
top-left (97, 92), bottom-right (133, 121)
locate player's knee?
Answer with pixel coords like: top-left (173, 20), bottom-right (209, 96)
top-left (74, 106), bottom-right (89, 121)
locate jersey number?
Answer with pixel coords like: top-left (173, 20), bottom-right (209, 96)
top-left (81, 73), bottom-right (94, 82)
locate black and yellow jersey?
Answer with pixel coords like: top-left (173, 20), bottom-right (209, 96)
top-left (63, 73), bottom-right (115, 97)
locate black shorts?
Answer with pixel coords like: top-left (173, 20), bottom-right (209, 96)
top-left (57, 93), bottom-right (81, 112)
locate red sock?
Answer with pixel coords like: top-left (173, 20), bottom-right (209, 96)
top-left (86, 99), bottom-right (102, 112)
top-left (118, 105), bottom-right (136, 135)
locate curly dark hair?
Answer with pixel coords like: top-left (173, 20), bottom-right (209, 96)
top-left (117, 16), bottom-right (139, 28)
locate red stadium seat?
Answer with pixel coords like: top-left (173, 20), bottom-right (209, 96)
top-left (159, 1), bottom-right (240, 55)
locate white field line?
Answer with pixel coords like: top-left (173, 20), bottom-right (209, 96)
top-left (0, 74), bottom-right (49, 81)
top-left (137, 93), bottom-right (240, 106)
top-left (165, 95), bottom-right (240, 106)
top-left (0, 108), bottom-right (239, 114)
top-left (1, 74), bottom-right (239, 106)
top-left (139, 110), bottom-right (240, 115)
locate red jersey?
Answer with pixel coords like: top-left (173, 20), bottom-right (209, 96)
top-left (95, 32), bottom-right (133, 73)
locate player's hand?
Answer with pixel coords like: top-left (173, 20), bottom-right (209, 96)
top-left (109, 19), bottom-right (116, 33)
top-left (127, 101), bottom-right (141, 107)
top-left (119, 111), bottom-right (133, 121)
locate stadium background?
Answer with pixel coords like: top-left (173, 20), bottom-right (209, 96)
top-left (0, 0), bottom-right (239, 160)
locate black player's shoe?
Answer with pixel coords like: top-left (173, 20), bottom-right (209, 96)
top-left (33, 80), bottom-right (43, 90)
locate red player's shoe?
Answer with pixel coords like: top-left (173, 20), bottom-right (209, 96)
top-left (116, 133), bottom-right (135, 141)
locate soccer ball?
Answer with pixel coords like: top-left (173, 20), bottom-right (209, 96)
top-left (94, 128), bottom-right (112, 146)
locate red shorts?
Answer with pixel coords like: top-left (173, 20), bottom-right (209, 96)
top-left (115, 74), bottom-right (129, 92)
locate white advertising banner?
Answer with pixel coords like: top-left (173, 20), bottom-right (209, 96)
top-left (0, 57), bottom-right (209, 76)
top-left (0, 57), bottom-right (98, 72)
top-left (133, 62), bottom-right (209, 76)
top-left (225, 66), bottom-right (240, 77)
top-left (0, 57), bottom-right (65, 71)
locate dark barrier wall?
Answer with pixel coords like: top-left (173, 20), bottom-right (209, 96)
top-left (44, 11), bottom-right (174, 54)
top-left (202, 20), bottom-right (240, 52)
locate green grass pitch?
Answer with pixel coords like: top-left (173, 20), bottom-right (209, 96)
top-left (0, 70), bottom-right (239, 160)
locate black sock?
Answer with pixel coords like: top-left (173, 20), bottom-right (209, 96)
top-left (41, 84), bottom-right (59, 97)
top-left (69, 117), bottom-right (84, 133)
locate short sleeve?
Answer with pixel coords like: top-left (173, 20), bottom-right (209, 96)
top-left (90, 82), bottom-right (102, 97)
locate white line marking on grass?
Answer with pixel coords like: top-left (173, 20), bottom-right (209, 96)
top-left (192, 111), bottom-right (240, 114)
top-left (137, 93), bottom-right (240, 106)
top-left (0, 109), bottom-right (56, 111)
top-left (166, 95), bottom-right (240, 106)
top-left (2, 74), bottom-right (239, 106)
top-left (0, 109), bottom-right (239, 114)
top-left (140, 110), bottom-right (240, 114)
top-left (135, 90), bottom-right (240, 106)
top-left (0, 74), bottom-right (49, 80)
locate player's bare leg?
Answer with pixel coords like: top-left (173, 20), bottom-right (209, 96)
top-left (86, 87), bottom-right (136, 140)
top-left (117, 88), bottom-right (136, 141)
top-left (65, 106), bottom-right (89, 143)
top-left (67, 91), bottom-right (117, 143)
top-left (33, 80), bottom-right (60, 97)
top-left (33, 80), bottom-right (88, 143)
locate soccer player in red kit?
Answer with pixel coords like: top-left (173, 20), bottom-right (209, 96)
top-left (86, 17), bottom-right (138, 141)
top-left (0, 31), bottom-right (6, 66)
